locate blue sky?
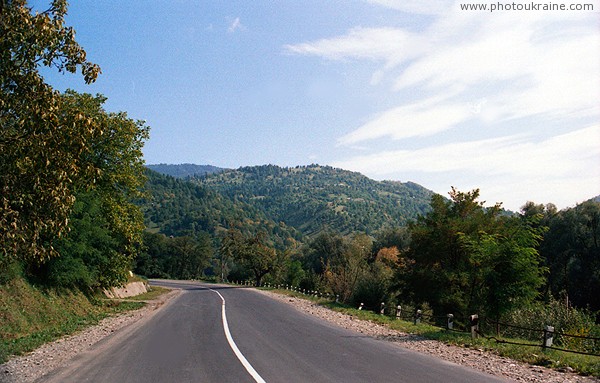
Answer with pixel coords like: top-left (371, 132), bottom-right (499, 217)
top-left (36, 0), bottom-right (599, 211)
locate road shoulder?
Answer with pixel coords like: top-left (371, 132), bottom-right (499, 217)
top-left (0, 288), bottom-right (180, 383)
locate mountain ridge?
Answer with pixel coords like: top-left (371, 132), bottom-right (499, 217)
top-left (188, 164), bottom-right (434, 236)
top-left (146, 163), bottom-right (227, 178)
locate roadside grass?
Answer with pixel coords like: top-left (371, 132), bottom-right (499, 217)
top-left (125, 285), bottom-right (170, 301)
top-left (266, 288), bottom-right (600, 378)
top-left (0, 278), bottom-right (159, 364)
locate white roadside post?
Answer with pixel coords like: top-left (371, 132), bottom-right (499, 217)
top-left (470, 314), bottom-right (479, 339)
top-left (414, 309), bottom-right (422, 325)
top-left (543, 325), bottom-right (554, 350)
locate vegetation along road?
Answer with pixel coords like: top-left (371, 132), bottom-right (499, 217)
top-left (39, 280), bottom-right (508, 383)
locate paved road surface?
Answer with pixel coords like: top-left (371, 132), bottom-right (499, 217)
top-left (39, 280), bottom-right (510, 382)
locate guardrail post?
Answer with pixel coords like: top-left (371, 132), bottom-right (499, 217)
top-left (396, 305), bottom-right (402, 320)
top-left (447, 314), bottom-right (454, 330)
top-left (542, 325), bottom-right (554, 350)
top-left (470, 314), bottom-right (479, 339)
top-left (414, 309), bottom-right (422, 325)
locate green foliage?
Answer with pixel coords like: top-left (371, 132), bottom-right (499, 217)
top-left (539, 200), bottom-right (600, 312)
top-left (141, 170), bottom-right (302, 248)
top-left (37, 191), bottom-right (128, 289)
top-left (221, 229), bottom-right (278, 286)
top-left (402, 188), bottom-right (546, 319)
top-left (1, 0), bottom-right (101, 266)
top-left (1, 2), bottom-right (147, 291)
top-left (300, 232), bottom-right (373, 302)
top-left (134, 231), bottom-right (212, 280)
top-left (503, 298), bottom-right (599, 352)
top-left (193, 164), bottom-right (433, 237)
top-left (284, 259), bottom-right (305, 287)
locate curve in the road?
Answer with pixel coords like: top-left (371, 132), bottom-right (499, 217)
top-left (210, 288), bottom-right (266, 383)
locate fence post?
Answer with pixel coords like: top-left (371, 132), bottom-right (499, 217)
top-left (414, 309), bottom-right (422, 325)
top-left (380, 302), bottom-right (385, 315)
top-left (470, 314), bottom-right (479, 339)
top-left (396, 305), bottom-right (402, 320)
top-left (359, 303), bottom-right (364, 310)
top-left (447, 314), bottom-right (454, 330)
top-left (542, 325), bottom-right (554, 350)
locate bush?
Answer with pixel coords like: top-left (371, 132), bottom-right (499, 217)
top-left (44, 255), bottom-right (93, 290)
top-left (501, 298), bottom-right (599, 353)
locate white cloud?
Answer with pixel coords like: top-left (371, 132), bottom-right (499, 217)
top-left (286, 0), bottom-right (600, 209)
top-left (338, 93), bottom-right (471, 145)
top-left (287, 1), bottom-right (600, 132)
top-left (227, 17), bottom-right (244, 33)
top-left (284, 27), bottom-right (425, 67)
top-left (333, 125), bottom-right (600, 209)
top-left (336, 125), bottom-right (600, 179)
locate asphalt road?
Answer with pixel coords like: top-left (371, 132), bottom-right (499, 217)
top-left (39, 280), bottom-right (510, 382)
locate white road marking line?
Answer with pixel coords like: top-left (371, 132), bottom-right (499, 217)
top-left (210, 289), bottom-right (267, 383)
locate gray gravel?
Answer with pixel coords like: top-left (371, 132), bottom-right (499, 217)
top-left (257, 290), bottom-right (599, 383)
top-left (1, 287), bottom-right (598, 383)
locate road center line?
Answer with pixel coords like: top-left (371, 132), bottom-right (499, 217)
top-left (210, 289), bottom-right (267, 383)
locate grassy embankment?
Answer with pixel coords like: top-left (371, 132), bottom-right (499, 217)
top-left (265, 288), bottom-right (600, 378)
top-left (0, 278), bottom-right (168, 364)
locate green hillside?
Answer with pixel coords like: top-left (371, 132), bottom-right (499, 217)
top-left (141, 170), bottom-right (302, 248)
top-left (190, 164), bottom-right (434, 236)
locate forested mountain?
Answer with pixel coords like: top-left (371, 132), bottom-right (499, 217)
top-left (146, 163), bottom-right (226, 178)
top-left (186, 164), bottom-right (434, 236)
top-left (141, 170), bottom-right (302, 249)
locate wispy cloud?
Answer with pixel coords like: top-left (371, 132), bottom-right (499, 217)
top-left (338, 92), bottom-right (470, 145)
top-left (284, 27), bottom-right (425, 65)
top-left (334, 125), bottom-right (599, 178)
top-left (227, 17), bottom-right (245, 33)
top-left (285, 0), bottom-right (600, 209)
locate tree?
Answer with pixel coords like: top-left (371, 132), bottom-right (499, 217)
top-left (458, 216), bottom-right (546, 320)
top-left (541, 200), bottom-right (600, 311)
top-left (42, 191), bottom-right (124, 289)
top-left (1, 0), bottom-right (101, 267)
top-left (323, 233), bottom-right (371, 303)
top-left (223, 229), bottom-right (277, 286)
top-left (59, 91), bottom-right (149, 264)
top-left (169, 234), bottom-right (212, 280)
top-left (403, 188), bottom-right (546, 319)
